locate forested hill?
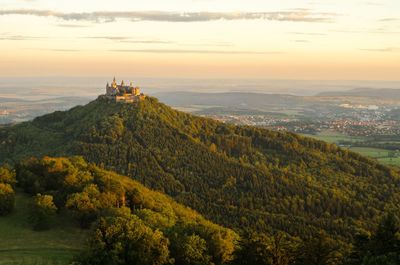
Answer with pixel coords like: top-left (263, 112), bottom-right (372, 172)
top-left (0, 96), bottom-right (399, 243)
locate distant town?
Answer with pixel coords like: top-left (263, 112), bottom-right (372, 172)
top-left (207, 106), bottom-right (400, 137)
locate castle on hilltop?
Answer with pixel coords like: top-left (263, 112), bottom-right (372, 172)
top-left (105, 77), bottom-right (146, 103)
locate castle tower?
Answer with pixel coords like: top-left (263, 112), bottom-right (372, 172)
top-left (112, 77), bottom-right (117, 88)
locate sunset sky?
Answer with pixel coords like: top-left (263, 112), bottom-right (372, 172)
top-left (1, 0), bottom-right (399, 80)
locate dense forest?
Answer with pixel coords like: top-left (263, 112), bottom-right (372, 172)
top-left (0, 96), bottom-right (399, 246)
top-left (0, 156), bottom-right (399, 265)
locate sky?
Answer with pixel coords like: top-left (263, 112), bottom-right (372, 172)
top-left (1, 0), bottom-right (399, 80)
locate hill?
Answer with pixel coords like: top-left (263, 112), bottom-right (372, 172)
top-left (0, 96), bottom-right (399, 243)
top-left (0, 156), bottom-right (237, 264)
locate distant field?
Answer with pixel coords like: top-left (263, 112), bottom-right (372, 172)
top-left (0, 193), bottom-right (87, 265)
top-left (304, 130), bottom-right (365, 143)
top-left (348, 147), bottom-right (390, 158)
top-left (377, 157), bottom-right (400, 166)
top-left (303, 131), bottom-right (400, 167)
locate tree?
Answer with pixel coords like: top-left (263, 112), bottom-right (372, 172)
top-left (349, 213), bottom-right (400, 264)
top-left (0, 183), bottom-right (14, 215)
top-left (65, 185), bottom-right (101, 228)
top-left (234, 232), bottom-right (272, 265)
top-left (234, 232), bottom-right (295, 265)
top-left (79, 215), bottom-right (171, 265)
top-left (0, 165), bottom-right (16, 186)
top-left (170, 233), bottom-right (213, 265)
top-left (370, 213), bottom-right (400, 256)
top-left (29, 194), bottom-right (57, 230)
top-left (346, 231), bottom-right (371, 265)
top-left (295, 231), bottom-right (342, 265)
top-left (269, 232), bottom-right (297, 265)
top-left (362, 253), bottom-right (400, 265)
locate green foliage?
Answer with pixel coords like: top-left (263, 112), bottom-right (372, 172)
top-left (170, 234), bottom-right (213, 265)
top-left (79, 215), bottom-right (171, 265)
top-left (0, 182), bottom-right (15, 215)
top-left (0, 164), bottom-right (16, 186)
top-left (347, 213), bottom-right (400, 264)
top-left (233, 232), bottom-right (296, 265)
top-left (0, 164), bottom-right (16, 215)
top-left (65, 184), bottom-right (103, 228)
top-left (361, 254), bottom-right (400, 265)
top-left (295, 231), bottom-right (342, 265)
top-left (30, 193), bottom-right (57, 230)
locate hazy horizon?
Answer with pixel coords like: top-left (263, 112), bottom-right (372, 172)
top-left (1, 76), bottom-right (400, 101)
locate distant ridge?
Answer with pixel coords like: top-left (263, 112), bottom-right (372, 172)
top-left (155, 91), bottom-right (302, 108)
top-left (317, 87), bottom-right (400, 99)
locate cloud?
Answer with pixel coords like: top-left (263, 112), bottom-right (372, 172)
top-left (0, 34), bottom-right (43, 41)
top-left (0, 9), bottom-right (336, 23)
top-left (86, 36), bottom-right (174, 44)
top-left (184, 42), bottom-right (234, 47)
top-left (288, 31), bottom-right (326, 36)
top-left (360, 47), bottom-right (400, 52)
top-left (30, 48), bottom-right (81, 52)
top-left (109, 49), bottom-right (281, 54)
top-left (379, 18), bottom-right (399, 22)
top-left (331, 29), bottom-right (400, 34)
top-left (47, 48), bottom-right (80, 52)
top-left (87, 36), bottom-right (130, 41)
top-left (57, 23), bottom-right (89, 28)
top-left (364, 1), bottom-right (384, 6)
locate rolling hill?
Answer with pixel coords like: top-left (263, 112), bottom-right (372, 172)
top-left (1, 156), bottom-right (237, 264)
top-left (0, 96), bottom-right (399, 243)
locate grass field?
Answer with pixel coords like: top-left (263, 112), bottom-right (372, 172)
top-left (303, 130), bottom-right (365, 143)
top-left (377, 157), bottom-right (400, 166)
top-left (348, 147), bottom-right (390, 158)
top-left (303, 131), bottom-right (400, 167)
top-left (348, 147), bottom-right (400, 165)
top-left (0, 192), bottom-right (87, 265)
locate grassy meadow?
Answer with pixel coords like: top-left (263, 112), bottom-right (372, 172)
top-left (0, 192), bottom-right (87, 265)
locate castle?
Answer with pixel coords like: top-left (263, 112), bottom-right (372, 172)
top-left (105, 77), bottom-right (146, 103)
